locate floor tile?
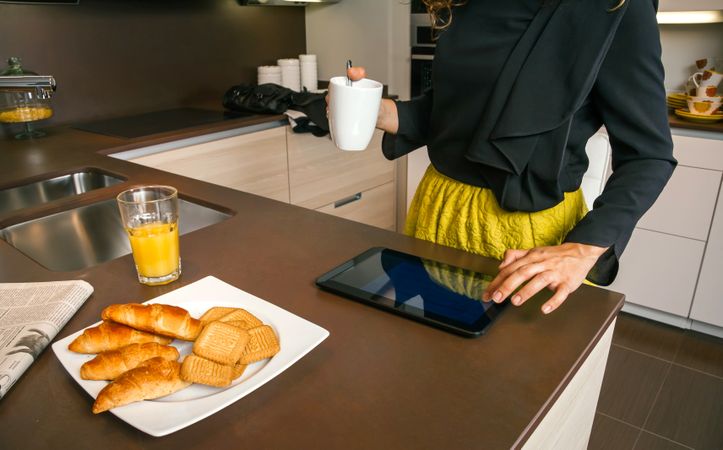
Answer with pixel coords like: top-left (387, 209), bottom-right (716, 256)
top-left (612, 313), bottom-right (685, 361)
top-left (645, 365), bottom-right (723, 450)
top-left (674, 330), bottom-right (723, 378)
top-left (597, 346), bottom-right (671, 427)
top-left (588, 413), bottom-right (639, 450)
top-left (634, 432), bottom-right (692, 450)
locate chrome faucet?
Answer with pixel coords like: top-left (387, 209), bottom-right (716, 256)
top-left (0, 75), bottom-right (57, 99)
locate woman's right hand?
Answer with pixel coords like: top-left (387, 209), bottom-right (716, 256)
top-left (343, 66), bottom-right (400, 134)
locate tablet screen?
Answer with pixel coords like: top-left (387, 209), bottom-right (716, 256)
top-left (316, 248), bottom-right (506, 336)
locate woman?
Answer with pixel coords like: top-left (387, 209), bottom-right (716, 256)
top-left (348, 0), bottom-right (676, 314)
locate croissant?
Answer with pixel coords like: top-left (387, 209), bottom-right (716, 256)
top-left (68, 321), bottom-right (173, 354)
top-left (92, 357), bottom-right (191, 414)
top-left (80, 343), bottom-right (180, 380)
top-left (101, 303), bottom-right (202, 341)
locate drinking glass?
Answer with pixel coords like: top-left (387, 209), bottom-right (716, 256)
top-left (117, 185), bottom-right (181, 286)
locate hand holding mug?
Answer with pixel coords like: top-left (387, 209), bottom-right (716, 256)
top-left (344, 66), bottom-right (399, 134)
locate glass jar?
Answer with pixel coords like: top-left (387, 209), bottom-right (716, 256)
top-left (0, 57), bottom-right (55, 138)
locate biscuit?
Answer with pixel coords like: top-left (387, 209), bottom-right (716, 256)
top-left (180, 354), bottom-right (233, 387)
top-left (218, 309), bottom-right (263, 329)
top-left (225, 320), bottom-right (257, 330)
top-left (199, 307), bottom-right (239, 326)
top-left (193, 321), bottom-right (250, 365)
top-left (238, 325), bottom-right (280, 364)
top-left (232, 361), bottom-right (247, 380)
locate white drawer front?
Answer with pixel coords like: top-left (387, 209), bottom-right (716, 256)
top-left (609, 228), bottom-right (705, 317)
top-left (671, 133), bottom-right (723, 170)
top-left (636, 166), bottom-right (720, 241)
top-left (690, 181), bottom-right (723, 328)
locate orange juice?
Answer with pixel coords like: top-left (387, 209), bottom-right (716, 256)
top-left (126, 222), bottom-right (180, 284)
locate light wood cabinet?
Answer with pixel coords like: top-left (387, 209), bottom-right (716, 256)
top-left (130, 127), bottom-right (290, 203)
top-left (316, 182), bottom-right (396, 231)
top-left (690, 179), bottom-right (723, 328)
top-left (127, 125), bottom-right (398, 231)
top-left (287, 129), bottom-right (394, 210)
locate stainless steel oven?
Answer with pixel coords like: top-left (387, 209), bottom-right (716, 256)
top-left (411, 0), bottom-right (436, 46)
top-left (411, 48), bottom-right (434, 98)
top-left (410, 0), bottom-right (435, 97)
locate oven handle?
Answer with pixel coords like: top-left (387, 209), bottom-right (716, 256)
top-left (411, 54), bottom-right (435, 61)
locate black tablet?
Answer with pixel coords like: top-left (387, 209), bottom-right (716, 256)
top-left (316, 247), bottom-right (506, 337)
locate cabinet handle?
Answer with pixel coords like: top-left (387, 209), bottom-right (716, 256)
top-left (334, 192), bottom-right (362, 208)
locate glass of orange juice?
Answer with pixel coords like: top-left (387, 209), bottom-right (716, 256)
top-left (117, 186), bottom-right (181, 286)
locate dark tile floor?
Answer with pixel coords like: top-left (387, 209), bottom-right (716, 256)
top-left (588, 313), bottom-right (723, 450)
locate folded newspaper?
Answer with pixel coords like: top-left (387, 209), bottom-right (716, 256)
top-left (0, 280), bottom-right (93, 399)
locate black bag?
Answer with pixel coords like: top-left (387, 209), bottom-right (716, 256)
top-left (223, 83), bottom-right (330, 135)
top-left (287, 90), bottom-right (329, 133)
top-left (222, 83), bottom-right (294, 115)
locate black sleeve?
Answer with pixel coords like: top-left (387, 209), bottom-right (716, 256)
top-left (563, 0), bottom-right (677, 285)
top-left (381, 88), bottom-right (434, 160)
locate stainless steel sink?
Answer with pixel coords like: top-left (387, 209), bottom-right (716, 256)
top-left (0, 170), bottom-right (125, 215)
top-left (0, 198), bottom-right (231, 271)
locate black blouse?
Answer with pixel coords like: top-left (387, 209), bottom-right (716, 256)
top-left (382, 0), bottom-right (676, 285)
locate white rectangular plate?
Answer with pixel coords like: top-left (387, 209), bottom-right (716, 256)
top-left (52, 276), bottom-right (329, 437)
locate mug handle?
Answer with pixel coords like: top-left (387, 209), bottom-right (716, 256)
top-left (689, 72), bottom-right (703, 88)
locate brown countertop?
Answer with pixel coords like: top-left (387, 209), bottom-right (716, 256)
top-left (0, 112), bottom-right (624, 449)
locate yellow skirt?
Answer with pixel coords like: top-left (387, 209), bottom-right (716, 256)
top-left (406, 165), bottom-right (589, 261)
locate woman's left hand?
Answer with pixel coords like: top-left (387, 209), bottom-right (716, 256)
top-left (482, 243), bottom-right (608, 314)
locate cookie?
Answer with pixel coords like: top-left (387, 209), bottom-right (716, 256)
top-left (218, 309), bottom-right (263, 329)
top-left (238, 325), bottom-right (280, 365)
top-left (199, 307), bottom-right (239, 326)
top-left (232, 360), bottom-right (247, 380)
top-left (180, 354), bottom-right (233, 387)
top-left (193, 321), bottom-right (249, 365)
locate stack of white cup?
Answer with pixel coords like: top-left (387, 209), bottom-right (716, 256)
top-left (299, 54), bottom-right (318, 92)
top-left (257, 65), bottom-right (282, 85)
top-left (277, 58), bottom-right (301, 92)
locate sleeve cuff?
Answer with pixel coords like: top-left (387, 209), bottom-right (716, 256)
top-left (564, 220), bottom-right (632, 286)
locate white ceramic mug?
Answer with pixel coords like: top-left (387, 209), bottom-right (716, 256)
top-left (328, 76), bottom-right (383, 151)
top-left (690, 69), bottom-right (723, 97)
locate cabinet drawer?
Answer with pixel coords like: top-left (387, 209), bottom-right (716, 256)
top-left (609, 228), bottom-right (705, 317)
top-left (691, 181), bottom-right (723, 328)
top-left (315, 182), bottom-right (396, 231)
top-left (636, 166), bottom-right (720, 240)
top-left (287, 128), bottom-right (395, 209)
top-left (672, 133), bottom-right (723, 170)
top-left (130, 127), bottom-right (290, 203)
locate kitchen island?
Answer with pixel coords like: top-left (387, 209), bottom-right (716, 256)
top-left (0, 115), bottom-right (623, 449)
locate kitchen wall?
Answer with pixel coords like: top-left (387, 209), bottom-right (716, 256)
top-left (659, 23), bottom-right (723, 91)
top-left (305, 0), bottom-right (410, 100)
top-left (0, 0), bottom-right (306, 137)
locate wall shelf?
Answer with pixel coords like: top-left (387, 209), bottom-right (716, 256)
top-left (659, 0), bottom-right (723, 12)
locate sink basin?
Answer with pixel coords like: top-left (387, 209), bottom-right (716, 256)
top-left (0, 169), bottom-right (125, 215)
top-left (0, 197), bottom-right (231, 271)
